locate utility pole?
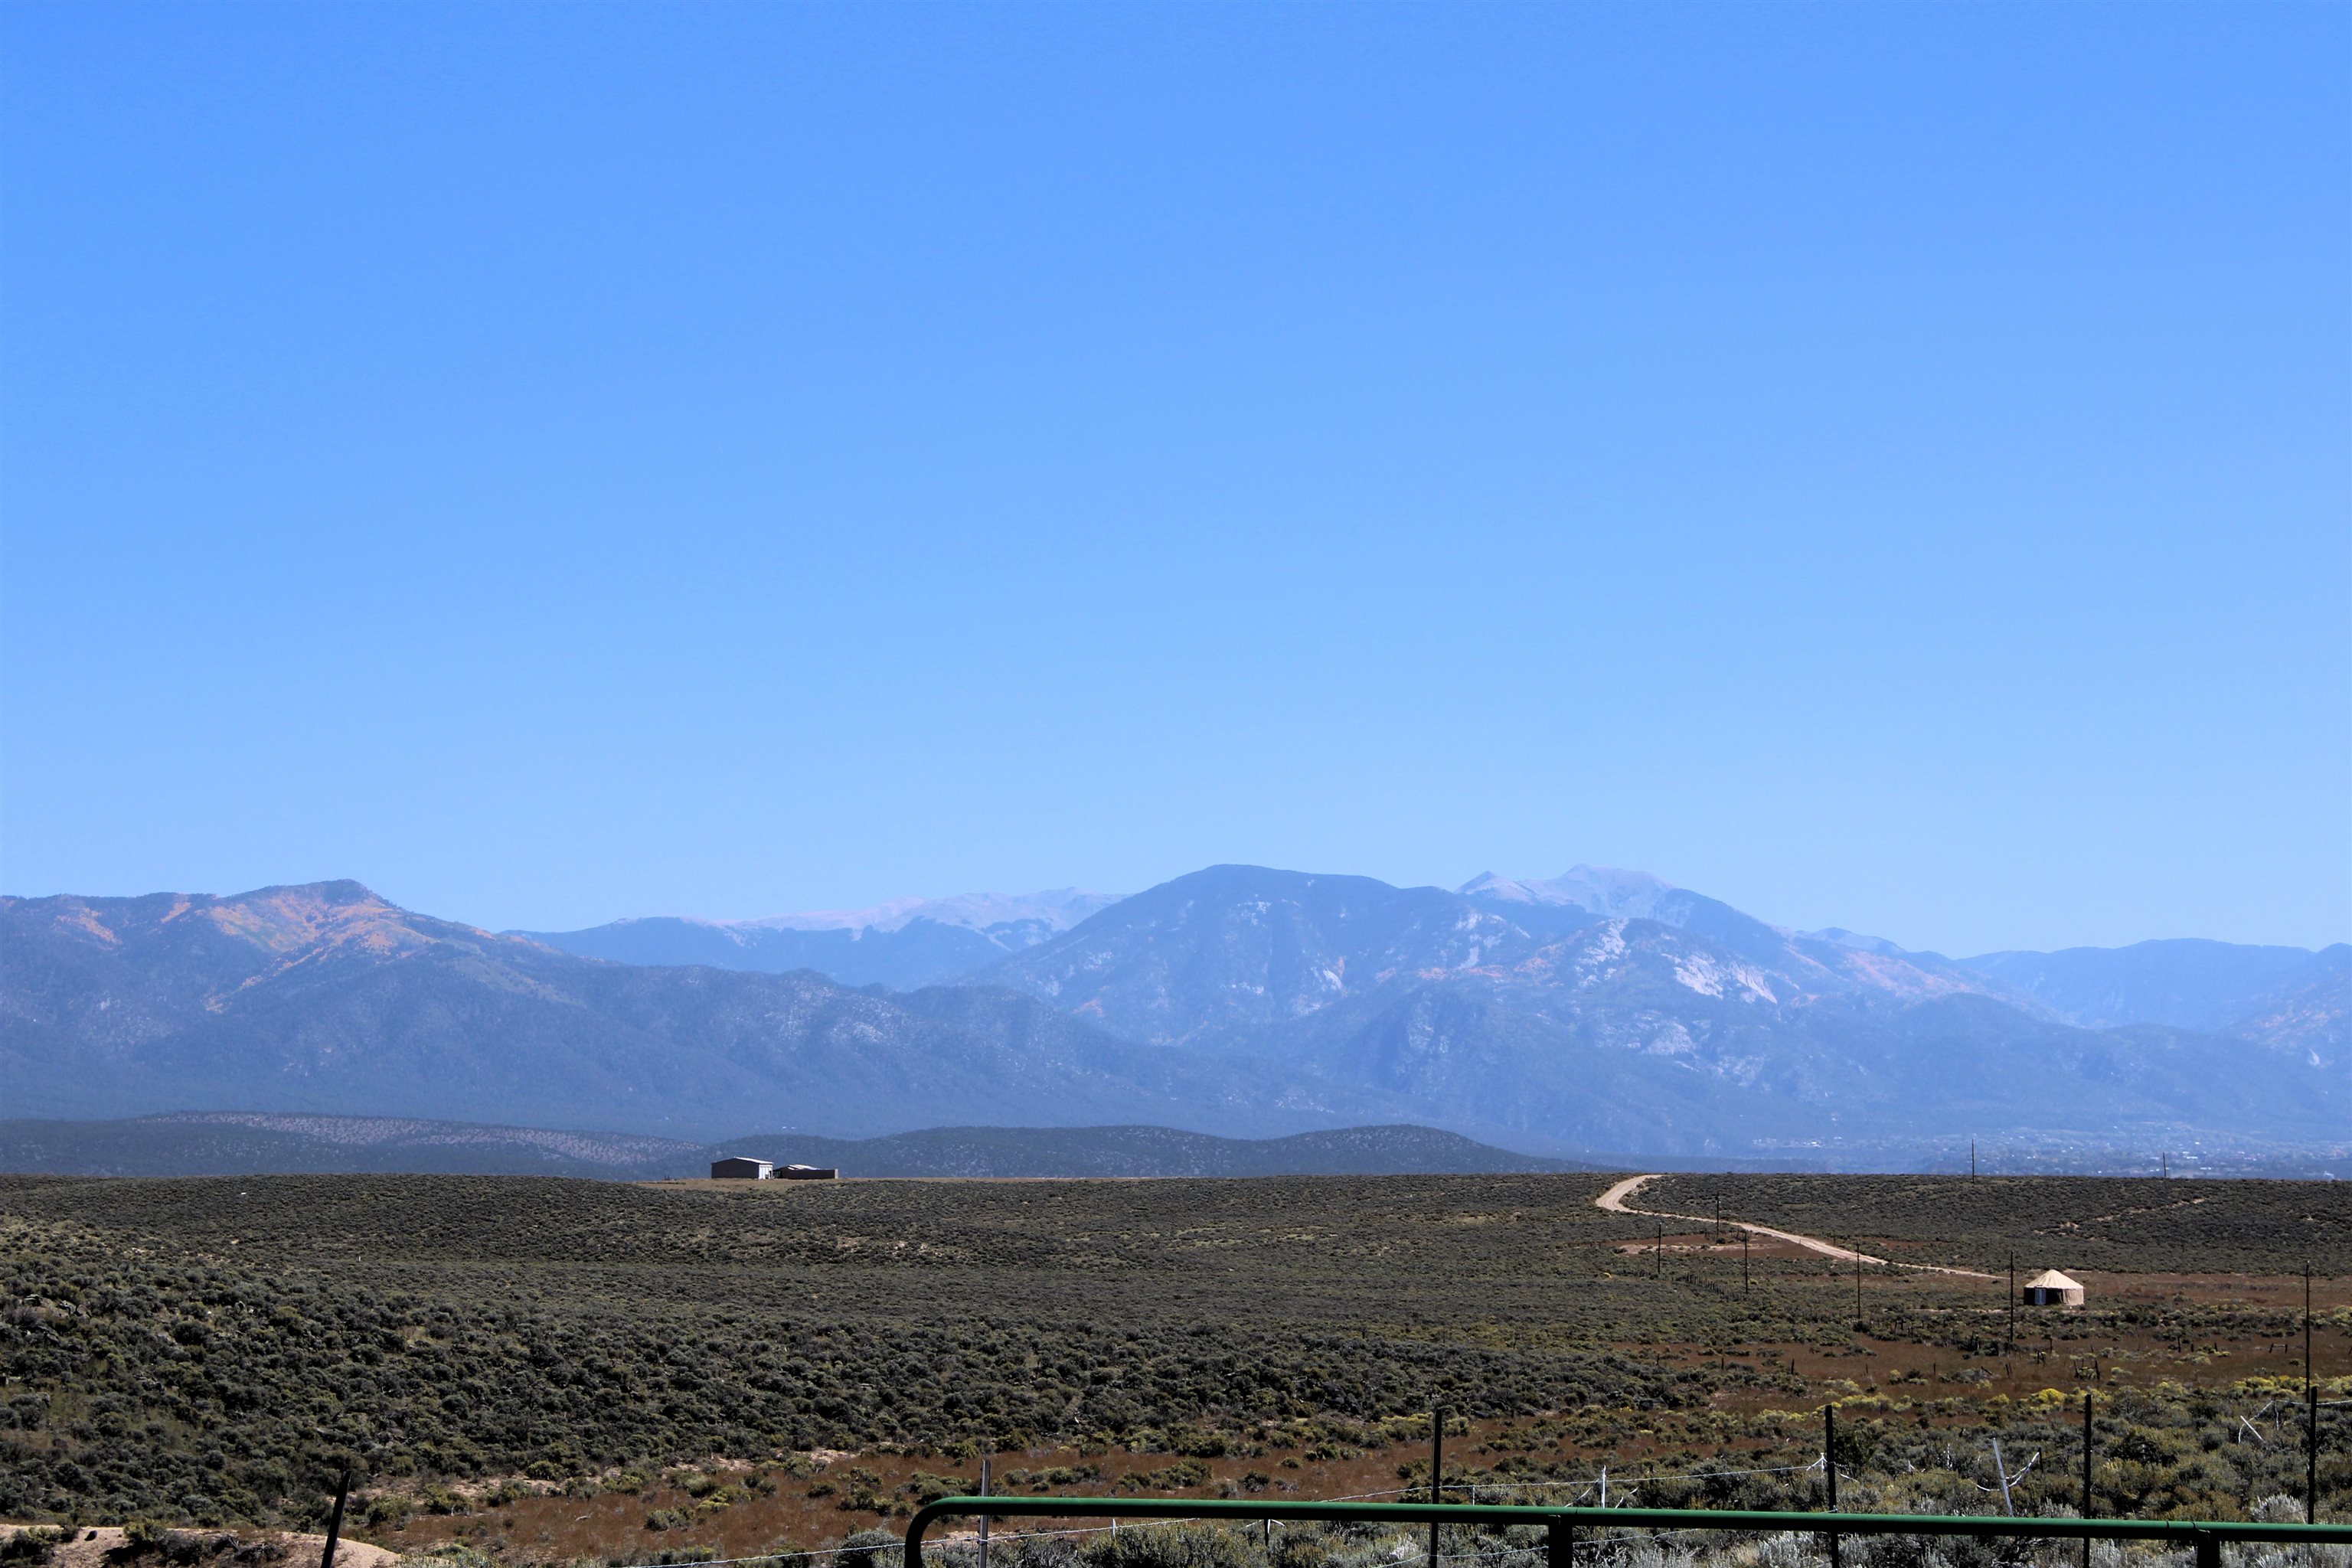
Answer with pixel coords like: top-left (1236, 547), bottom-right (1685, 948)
top-left (2008, 1255), bottom-right (2017, 1351)
top-left (978, 1456), bottom-right (990, 1568)
top-left (2311, 1385), bottom-right (2321, 1525)
top-left (1429, 1406), bottom-right (1446, 1568)
top-left (1854, 1244), bottom-right (1864, 1326)
top-left (1743, 1227), bottom-right (1750, 1292)
top-left (1971, 1140), bottom-right (1977, 1180)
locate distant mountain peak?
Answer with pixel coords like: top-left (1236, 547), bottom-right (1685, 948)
top-left (1458, 864), bottom-right (1677, 918)
top-left (21, 879), bottom-right (487, 964)
top-left (514, 887), bottom-right (1131, 988)
top-left (1807, 927), bottom-right (1906, 956)
top-left (731, 887), bottom-right (1123, 936)
top-left (240, 878), bottom-right (387, 906)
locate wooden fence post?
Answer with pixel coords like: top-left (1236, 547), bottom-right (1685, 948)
top-left (319, 1463), bottom-right (351, 1568)
top-left (1824, 1404), bottom-right (1841, 1568)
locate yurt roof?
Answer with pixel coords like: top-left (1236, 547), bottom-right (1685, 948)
top-left (2024, 1269), bottom-right (2083, 1290)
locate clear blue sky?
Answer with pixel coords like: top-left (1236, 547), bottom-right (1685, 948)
top-left (4, 2), bottom-right (2346, 956)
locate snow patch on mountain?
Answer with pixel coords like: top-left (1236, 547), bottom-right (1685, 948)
top-left (1673, 952), bottom-right (1778, 1003)
top-left (1459, 865), bottom-right (1677, 919)
top-left (735, 888), bottom-right (1124, 936)
top-left (1642, 1019), bottom-right (1697, 1056)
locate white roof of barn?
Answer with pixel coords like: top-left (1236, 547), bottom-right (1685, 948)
top-left (2024, 1269), bottom-right (2083, 1290)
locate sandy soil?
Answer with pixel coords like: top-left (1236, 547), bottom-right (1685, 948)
top-left (0, 1526), bottom-right (403, 1568)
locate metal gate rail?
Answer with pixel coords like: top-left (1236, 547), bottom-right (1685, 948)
top-left (906, 1496), bottom-right (2352, 1568)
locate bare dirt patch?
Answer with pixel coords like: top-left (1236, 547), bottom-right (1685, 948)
top-left (0, 1527), bottom-right (400, 1568)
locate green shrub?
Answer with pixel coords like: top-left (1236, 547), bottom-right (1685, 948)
top-left (0, 1528), bottom-right (68, 1567)
top-left (1083, 1523), bottom-right (1256, 1568)
top-left (835, 1528), bottom-right (901, 1568)
top-left (1269, 1533), bottom-right (1328, 1568)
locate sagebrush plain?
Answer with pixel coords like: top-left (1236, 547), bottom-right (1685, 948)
top-left (2, 1172), bottom-right (2345, 1568)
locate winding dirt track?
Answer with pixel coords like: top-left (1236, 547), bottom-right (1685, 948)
top-left (1596, 1174), bottom-right (1999, 1279)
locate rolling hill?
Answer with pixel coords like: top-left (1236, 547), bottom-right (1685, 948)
top-left (0, 1112), bottom-right (1589, 1178)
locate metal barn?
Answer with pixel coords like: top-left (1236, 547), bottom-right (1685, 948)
top-left (710, 1157), bottom-right (774, 1179)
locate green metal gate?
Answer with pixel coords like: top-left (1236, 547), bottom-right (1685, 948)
top-left (906, 1496), bottom-right (2352, 1568)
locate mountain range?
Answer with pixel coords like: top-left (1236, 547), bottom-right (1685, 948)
top-left (0, 880), bottom-right (1350, 1139)
top-left (2, 867), bottom-right (2342, 1159)
top-left (524, 869), bottom-right (2345, 1060)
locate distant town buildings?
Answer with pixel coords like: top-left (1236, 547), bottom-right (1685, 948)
top-left (708, 1157), bottom-right (840, 1180)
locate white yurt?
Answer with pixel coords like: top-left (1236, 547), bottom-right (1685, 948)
top-left (2020, 1269), bottom-right (2086, 1306)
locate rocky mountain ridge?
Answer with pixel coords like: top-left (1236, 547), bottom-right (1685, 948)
top-left (516, 888), bottom-right (1119, 989)
top-left (514, 864), bottom-right (2340, 1058)
top-left (0, 883), bottom-right (1386, 1140)
top-left (973, 865), bottom-right (2341, 1152)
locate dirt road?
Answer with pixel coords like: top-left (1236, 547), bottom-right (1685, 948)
top-left (1596, 1174), bottom-right (1998, 1279)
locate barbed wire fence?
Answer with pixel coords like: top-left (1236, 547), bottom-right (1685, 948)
top-left (390, 1433), bottom-right (2342, 1568)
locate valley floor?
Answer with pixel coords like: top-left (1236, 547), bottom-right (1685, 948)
top-left (0, 1173), bottom-right (2344, 1567)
